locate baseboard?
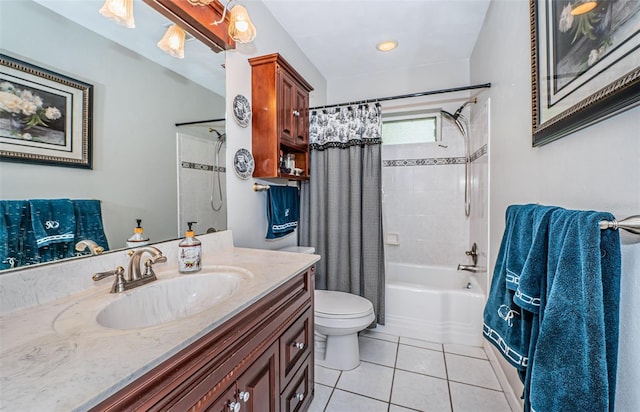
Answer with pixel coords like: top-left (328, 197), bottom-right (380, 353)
top-left (483, 341), bottom-right (523, 412)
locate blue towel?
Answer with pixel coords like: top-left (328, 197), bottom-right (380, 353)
top-left (483, 204), bottom-right (535, 372)
top-left (513, 205), bottom-right (560, 312)
top-left (72, 199), bottom-right (109, 252)
top-left (0, 200), bottom-right (39, 269)
top-left (28, 199), bottom-right (76, 247)
top-left (28, 199), bottom-right (76, 264)
top-left (504, 204), bottom-right (538, 290)
top-left (266, 186), bottom-right (299, 239)
top-left (527, 209), bottom-right (621, 412)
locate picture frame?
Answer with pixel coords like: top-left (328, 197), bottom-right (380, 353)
top-left (530, 0), bottom-right (640, 147)
top-left (0, 54), bottom-right (93, 168)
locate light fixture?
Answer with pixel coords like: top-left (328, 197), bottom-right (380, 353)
top-left (99, 0), bottom-right (135, 28)
top-left (228, 4), bottom-right (256, 43)
top-left (211, 0), bottom-right (256, 44)
top-left (571, 0), bottom-right (598, 15)
top-left (376, 40), bottom-right (398, 52)
top-left (157, 24), bottom-right (186, 59)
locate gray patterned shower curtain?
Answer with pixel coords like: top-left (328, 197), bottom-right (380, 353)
top-left (299, 103), bottom-right (385, 325)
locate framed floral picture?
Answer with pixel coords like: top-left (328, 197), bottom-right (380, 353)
top-left (0, 54), bottom-right (93, 168)
top-left (530, 0), bottom-right (640, 146)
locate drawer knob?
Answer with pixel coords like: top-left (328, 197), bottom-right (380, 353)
top-left (293, 341), bottom-right (305, 350)
top-left (228, 401), bottom-right (241, 412)
top-left (295, 392), bottom-right (305, 402)
top-left (239, 391), bottom-right (250, 402)
top-left (293, 110), bottom-right (300, 117)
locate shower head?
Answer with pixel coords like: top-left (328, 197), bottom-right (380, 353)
top-left (440, 97), bottom-right (478, 136)
top-left (209, 128), bottom-right (226, 142)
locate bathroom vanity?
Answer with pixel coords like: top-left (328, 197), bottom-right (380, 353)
top-left (0, 231), bottom-right (319, 411)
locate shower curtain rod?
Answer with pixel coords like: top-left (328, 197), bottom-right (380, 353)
top-left (175, 117), bottom-right (226, 127)
top-left (309, 83), bottom-right (491, 111)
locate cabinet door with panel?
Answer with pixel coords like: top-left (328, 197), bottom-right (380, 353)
top-left (236, 341), bottom-right (280, 412)
top-left (249, 53), bottom-right (313, 180)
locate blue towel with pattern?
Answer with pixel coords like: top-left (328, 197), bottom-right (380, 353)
top-left (483, 205), bottom-right (535, 373)
top-left (0, 200), bottom-right (39, 268)
top-left (527, 209), bottom-right (620, 412)
top-left (266, 186), bottom-right (299, 239)
top-left (28, 199), bottom-right (76, 247)
top-left (72, 199), bottom-right (109, 253)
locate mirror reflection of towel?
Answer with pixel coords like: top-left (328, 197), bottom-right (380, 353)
top-left (73, 200), bottom-right (109, 252)
top-left (266, 186), bottom-right (299, 239)
top-left (28, 199), bottom-right (76, 247)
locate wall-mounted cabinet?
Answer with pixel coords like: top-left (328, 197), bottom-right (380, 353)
top-left (249, 53), bottom-right (314, 180)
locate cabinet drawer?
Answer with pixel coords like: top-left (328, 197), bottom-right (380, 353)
top-left (280, 354), bottom-right (312, 412)
top-left (279, 307), bottom-right (312, 387)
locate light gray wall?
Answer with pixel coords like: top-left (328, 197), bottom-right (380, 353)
top-left (0, 0), bottom-right (225, 249)
top-left (224, 0), bottom-right (327, 249)
top-left (471, 0), bottom-right (640, 409)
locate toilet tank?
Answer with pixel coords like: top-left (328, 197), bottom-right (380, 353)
top-left (279, 246), bottom-right (315, 254)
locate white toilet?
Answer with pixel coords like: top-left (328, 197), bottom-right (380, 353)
top-left (279, 246), bottom-right (376, 371)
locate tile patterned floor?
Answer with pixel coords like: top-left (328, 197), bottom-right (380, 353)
top-left (309, 330), bottom-right (512, 412)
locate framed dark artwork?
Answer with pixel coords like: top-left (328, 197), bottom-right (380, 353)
top-left (530, 0), bottom-right (640, 146)
top-left (0, 54), bottom-right (93, 168)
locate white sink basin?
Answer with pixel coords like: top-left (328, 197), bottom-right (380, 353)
top-left (96, 267), bottom-right (251, 330)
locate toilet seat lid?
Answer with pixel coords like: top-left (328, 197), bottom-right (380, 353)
top-left (315, 290), bottom-right (374, 318)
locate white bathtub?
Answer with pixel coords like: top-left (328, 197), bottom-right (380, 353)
top-left (378, 263), bottom-right (485, 346)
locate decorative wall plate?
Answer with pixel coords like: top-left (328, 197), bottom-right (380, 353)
top-left (232, 94), bottom-right (251, 127)
top-left (233, 148), bottom-right (254, 180)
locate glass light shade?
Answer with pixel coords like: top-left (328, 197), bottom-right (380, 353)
top-left (228, 5), bottom-right (256, 43)
top-left (99, 0), bottom-right (135, 28)
top-left (571, 1), bottom-right (598, 15)
top-left (157, 25), bottom-right (186, 59)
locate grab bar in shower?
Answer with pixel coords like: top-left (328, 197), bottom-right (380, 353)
top-left (599, 215), bottom-right (640, 235)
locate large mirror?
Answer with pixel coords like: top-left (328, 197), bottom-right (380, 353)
top-left (0, 0), bottom-right (227, 271)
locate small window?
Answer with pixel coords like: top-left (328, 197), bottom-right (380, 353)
top-left (382, 115), bottom-right (439, 145)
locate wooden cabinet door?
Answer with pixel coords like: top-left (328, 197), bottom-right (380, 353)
top-left (278, 68), bottom-right (296, 145)
top-left (236, 341), bottom-right (280, 412)
top-left (293, 86), bottom-right (309, 145)
top-left (206, 384), bottom-right (238, 412)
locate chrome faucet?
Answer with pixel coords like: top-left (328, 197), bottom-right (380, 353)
top-left (75, 239), bottom-right (104, 256)
top-left (92, 246), bottom-right (167, 293)
top-left (127, 246), bottom-right (167, 282)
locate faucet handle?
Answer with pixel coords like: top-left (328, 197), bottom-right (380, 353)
top-left (465, 243), bottom-right (478, 266)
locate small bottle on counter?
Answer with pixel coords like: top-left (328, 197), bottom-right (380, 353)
top-left (179, 221), bottom-right (201, 273)
top-left (126, 219), bottom-right (150, 248)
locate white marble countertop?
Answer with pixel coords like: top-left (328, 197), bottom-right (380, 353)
top-left (0, 247), bottom-right (319, 411)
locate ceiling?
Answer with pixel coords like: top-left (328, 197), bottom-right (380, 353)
top-left (34, 0), bottom-right (491, 98)
top-left (260, 0), bottom-right (492, 83)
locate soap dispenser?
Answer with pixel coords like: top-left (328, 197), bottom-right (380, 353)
top-left (179, 221), bottom-right (201, 273)
top-left (126, 219), bottom-right (150, 248)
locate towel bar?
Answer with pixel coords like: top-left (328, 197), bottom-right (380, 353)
top-left (253, 183), bottom-right (270, 192)
top-left (599, 215), bottom-right (640, 235)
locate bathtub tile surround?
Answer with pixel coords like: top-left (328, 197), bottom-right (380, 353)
top-left (310, 332), bottom-right (513, 412)
top-left (177, 132), bottom-right (227, 235)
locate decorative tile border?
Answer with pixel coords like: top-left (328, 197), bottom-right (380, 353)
top-left (181, 161), bottom-right (226, 172)
top-left (383, 144), bottom-right (487, 167)
top-left (470, 144), bottom-right (488, 163)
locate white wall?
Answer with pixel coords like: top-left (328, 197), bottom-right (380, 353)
top-left (224, 1), bottom-right (327, 249)
top-left (0, 0), bottom-right (225, 248)
top-left (471, 1), bottom-right (640, 410)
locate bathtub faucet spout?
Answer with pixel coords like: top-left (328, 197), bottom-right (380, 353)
top-left (457, 264), bottom-right (484, 273)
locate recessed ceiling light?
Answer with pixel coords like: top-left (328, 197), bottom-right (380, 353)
top-left (376, 40), bottom-right (398, 52)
